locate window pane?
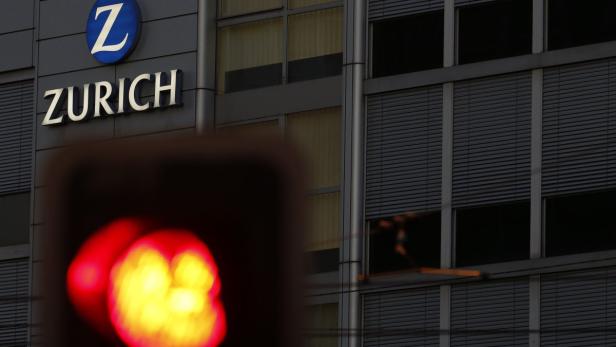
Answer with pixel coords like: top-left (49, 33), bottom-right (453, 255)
top-left (287, 107), bottom-right (341, 190)
top-left (290, 0), bottom-right (335, 9)
top-left (548, 0), bottom-right (616, 51)
top-left (372, 11), bottom-right (443, 78)
top-left (306, 192), bottom-right (340, 252)
top-left (456, 202), bottom-right (530, 267)
top-left (219, 0), bottom-right (282, 17)
top-left (546, 190), bottom-right (616, 257)
top-left (369, 211), bottom-right (441, 274)
top-left (217, 120), bottom-right (280, 136)
top-left (458, 0), bottom-right (532, 64)
top-left (288, 8), bottom-right (343, 82)
top-left (305, 304), bottom-right (338, 347)
top-left (0, 193), bottom-right (30, 246)
top-left (217, 18), bottom-right (283, 93)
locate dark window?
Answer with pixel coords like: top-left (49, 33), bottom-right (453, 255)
top-left (288, 7), bottom-right (343, 83)
top-left (458, 0), bottom-right (532, 64)
top-left (369, 211), bottom-right (441, 274)
top-left (225, 63), bottom-right (283, 93)
top-left (0, 193), bottom-right (30, 246)
top-left (456, 201), bottom-right (530, 267)
top-left (288, 53), bottom-right (342, 83)
top-left (548, 0), bottom-right (616, 50)
top-left (372, 11), bottom-right (444, 78)
top-left (306, 249), bottom-right (339, 274)
top-left (546, 190), bottom-right (616, 257)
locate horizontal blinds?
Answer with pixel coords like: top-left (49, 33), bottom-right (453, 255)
top-left (0, 80), bottom-right (33, 195)
top-left (363, 287), bottom-right (440, 347)
top-left (366, 86), bottom-right (442, 219)
top-left (451, 278), bottom-right (529, 347)
top-left (368, 0), bottom-right (443, 22)
top-left (453, 72), bottom-right (531, 207)
top-left (541, 268), bottom-right (616, 346)
top-left (0, 258), bottom-right (29, 346)
top-left (543, 59), bottom-right (616, 196)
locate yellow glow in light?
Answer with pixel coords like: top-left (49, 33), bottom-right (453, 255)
top-left (109, 245), bottom-right (221, 347)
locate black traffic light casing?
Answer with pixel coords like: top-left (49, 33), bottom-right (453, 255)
top-left (41, 136), bottom-right (304, 347)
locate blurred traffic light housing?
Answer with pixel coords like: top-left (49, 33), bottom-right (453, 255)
top-left (41, 136), bottom-right (304, 347)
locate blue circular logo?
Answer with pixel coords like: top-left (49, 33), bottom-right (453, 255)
top-left (86, 0), bottom-right (141, 64)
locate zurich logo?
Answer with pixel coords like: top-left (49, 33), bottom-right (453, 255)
top-left (86, 0), bottom-right (141, 64)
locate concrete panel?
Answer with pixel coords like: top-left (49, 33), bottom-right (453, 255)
top-left (140, 0), bottom-right (198, 22)
top-left (38, 34), bottom-right (100, 76)
top-left (37, 66), bottom-right (115, 112)
top-left (34, 148), bottom-right (64, 188)
top-left (114, 90), bottom-right (196, 137)
top-left (36, 112), bottom-right (115, 150)
top-left (38, 15), bottom-right (197, 76)
top-left (38, 0), bottom-right (90, 39)
top-left (32, 225), bottom-right (46, 262)
top-left (0, 0), bottom-right (34, 33)
top-left (31, 261), bottom-right (44, 297)
top-left (0, 30), bottom-right (33, 72)
top-left (33, 187), bottom-right (46, 225)
top-left (39, 0), bottom-right (197, 39)
top-left (116, 52), bottom-right (197, 95)
top-left (127, 15), bottom-right (198, 62)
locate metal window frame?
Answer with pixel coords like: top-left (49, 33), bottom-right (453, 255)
top-left (366, 40), bottom-right (616, 95)
top-left (215, 0), bottom-right (344, 98)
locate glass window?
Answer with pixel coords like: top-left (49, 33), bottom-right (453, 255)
top-left (546, 190), bottom-right (616, 257)
top-left (219, 0), bottom-right (282, 17)
top-left (369, 212), bottom-right (441, 274)
top-left (217, 5), bottom-right (343, 94)
top-left (286, 107), bottom-right (341, 190)
top-left (217, 108), bottom-right (342, 273)
top-left (371, 11), bottom-right (444, 78)
top-left (458, 0), bottom-right (532, 64)
top-left (0, 193), bottom-right (30, 246)
top-left (217, 18), bottom-right (283, 93)
top-left (548, 0), bottom-right (616, 51)
top-left (456, 201), bottom-right (530, 267)
top-left (287, 107), bottom-right (341, 273)
top-left (288, 8), bottom-right (343, 83)
top-left (305, 303), bottom-right (338, 347)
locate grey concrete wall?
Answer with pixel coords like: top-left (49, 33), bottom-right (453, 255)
top-left (0, 0), bottom-right (34, 72)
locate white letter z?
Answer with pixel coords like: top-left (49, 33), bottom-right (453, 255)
top-left (91, 4), bottom-right (128, 54)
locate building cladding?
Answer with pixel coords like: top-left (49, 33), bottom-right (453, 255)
top-left (0, 0), bottom-right (616, 346)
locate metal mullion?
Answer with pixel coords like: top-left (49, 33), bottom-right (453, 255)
top-left (308, 186), bottom-right (342, 196)
top-left (282, 0), bottom-right (289, 84)
top-left (287, 1), bottom-right (343, 15)
top-left (217, 8), bottom-right (284, 28)
top-left (279, 113), bottom-right (286, 137)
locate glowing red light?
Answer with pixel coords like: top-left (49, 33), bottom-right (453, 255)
top-left (66, 218), bottom-right (143, 335)
top-left (66, 221), bottom-right (226, 347)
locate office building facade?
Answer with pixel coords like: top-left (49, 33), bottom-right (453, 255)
top-left (0, 0), bottom-right (615, 346)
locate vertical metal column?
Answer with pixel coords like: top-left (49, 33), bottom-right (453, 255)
top-left (440, 1), bottom-right (455, 346)
top-left (529, 0), bottom-right (545, 346)
top-left (339, 0), bottom-right (365, 346)
top-left (29, 0), bottom-right (41, 344)
top-left (196, 0), bottom-right (218, 133)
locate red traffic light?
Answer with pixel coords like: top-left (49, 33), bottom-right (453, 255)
top-left (67, 219), bottom-right (226, 347)
top-left (43, 136), bottom-right (303, 346)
